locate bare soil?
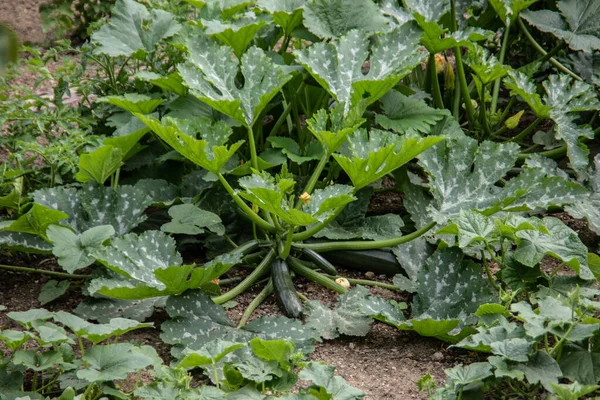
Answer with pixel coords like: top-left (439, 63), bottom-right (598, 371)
top-left (0, 0), bottom-right (50, 45)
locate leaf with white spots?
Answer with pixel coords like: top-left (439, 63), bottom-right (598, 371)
top-left (90, 230), bottom-right (182, 290)
top-left (90, 252), bottom-right (241, 300)
top-left (504, 72), bottom-right (600, 170)
top-left (334, 129), bottom-right (443, 190)
top-left (302, 0), bottom-right (388, 39)
top-left (306, 103), bottom-right (366, 156)
top-left (179, 33), bottom-right (292, 127)
top-left (489, 0), bottom-right (539, 27)
top-left (404, 0), bottom-right (491, 53)
top-left (257, 0), bottom-right (306, 35)
top-left (91, 0), bottom-right (181, 59)
top-left (566, 155), bottom-right (600, 235)
top-left (295, 24), bottom-right (424, 116)
top-left (0, 231), bottom-right (52, 253)
top-left (465, 44), bottom-right (510, 85)
top-left (418, 135), bottom-right (586, 224)
top-left (303, 286), bottom-right (376, 340)
top-left (202, 16), bottom-right (267, 58)
top-left (162, 291), bottom-right (319, 360)
top-left (33, 183), bottom-right (152, 236)
top-left (521, 0), bottom-right (600, 53)
top-left (1, 204), bottom-right (68, 240)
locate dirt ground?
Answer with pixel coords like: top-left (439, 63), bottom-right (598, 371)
top-left (0, 0), bottom-right (49, 44)
top-left (0, 252), bottom-right (457, 399)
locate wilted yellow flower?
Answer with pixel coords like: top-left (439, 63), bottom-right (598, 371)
top-left (505, 110), bottom-right (524, 130)
top-left (299, 192), bottom-right (311, 205)
top-left (434, 53), bottom-right (446, 74)
top-left (335, 277), bottom-right (351, 289)
top-left (212, 278), bottom-right (220, 285)
top-left (444, 62), bottom-right (455, 90)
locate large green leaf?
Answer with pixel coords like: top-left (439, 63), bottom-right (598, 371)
top-left (302, 0), bottom-right (388, 39)
top-left (33, 183), bottom-right (152, 235)
top-left (464, 44), bottom-right (510, 85)
top-left (0, 231), bottom-right (52, 253)
top-left (295, 24), bottom-right (424, 116)
top-left (47, 225), bottom-right (115, 273)
top-left (202, 16), bottom-right (267, 59)
top-left (90, 253), bottom-right (240, 300)
top-left (298, 362), bottom-right (365, 400)
top-left (521, 0), bottom-right (600, 53)
top-left (77, 343), bottom-right (159, 382)
top-left (303, 286), bottom-right (377, 340)
top-left (90, 230), bottom-right (182, 289)
top-left (489, 0), bottom-right (539, 26)
top-left (514, 217), bottom-right (592, 279)
top-left (179, 34), bottom-right (292, 127)
top-left (91, 0), bottom-right (181, 58)
top-left (238, 173), bottom-right (355, 226)
top-left (514, 351), bottom-right (562, 392)
top-left (267, 137), bottom-right (323, 165)
top-left (53, 311), bottom-right (152, 344)
top-left (179, 339), bottom-right (245, 368)
top-left (0, 204), bottom-right (67, 240)
top-left (334, 129), bottom-right (443, 190)
top-left (445, 362), bottom-right (493, 386)
top-left (12, 350), bottom-right (63, 372)
top-left (136, 114), bottom-right (243, 174)
top-left (98, 93), bottom-right (165, 114)
top-left (454, 316), bottom-right (533, 362)
top-left (135, 71), bottom-right (187, 96)
top-left (76, 146), bottom-right (124, 185)
top-left (257, 0), bottom-right (306, 35)
top-left (316, 214), bottom-right (404, 241)
top-left (161, 204), bottom-right (224, 235)
top-left (376, 90), bottom-right (450, 135)
top-left (405, 0), bottom-right (490, 53)
top-left (306, 104), bottom-right (365, 155)
top-left (559, 343), bottom-right (600, 385)
top-left (566, 155), bottom-right (600, 235)
top-left (505, 71), bottom-right (600, 171)
top-left (417, 135), bottom-right (586, 224)
top-left (161, 291), bottom-right (318, 359)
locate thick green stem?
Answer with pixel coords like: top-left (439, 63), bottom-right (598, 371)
top-left (508, 117), bottom-right (543, 143)
top-left (428, 53), bottom-right (445, 109)
top-left (294, 153), bottom-right (329, 208)
top-left (482, 251), bottom-right (500, 291)
top-left (292, 204), bottom-right (347, 241)
top-left (479, 83), bottom-right (492, 139)
top-left (270, 99), bottom-right (294, 137)
top-left (279, 228), bottom-right (295, 259)
top-left (0, 264), bottom-right (90, 280)
top-left (490, 23), bottom-right (511, 114)
top-left (517, 144), bottom-right (567, 161)
top-left (518, 18), bottom-right (582, 81)
top-left (237, 279), bottom-right (273, 328)
top-left (451, 1), bottom-right (475, 125)
top-left (288, 257), bottom-right (347, 294)
top-left (294, 221), bottom-right (436, 252)
top-left (217, 173), bottom-right (276, 233)
top-left (212, 249), bottom-right (276, 304)
top-left (247, 125), bottom-right (259, 170)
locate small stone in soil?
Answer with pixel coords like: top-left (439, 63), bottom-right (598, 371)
top-left (432, 352), bottom-right (444, 361)
top-left (365, 271), bottom-right (376, 279)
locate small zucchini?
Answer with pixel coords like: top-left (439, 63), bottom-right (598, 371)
top-left (272, 259), bottom-right (303, 318)
top-left (301, 248), bottom-right (338, 275)
top-left (321, 249), bottom-right (402, 277)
